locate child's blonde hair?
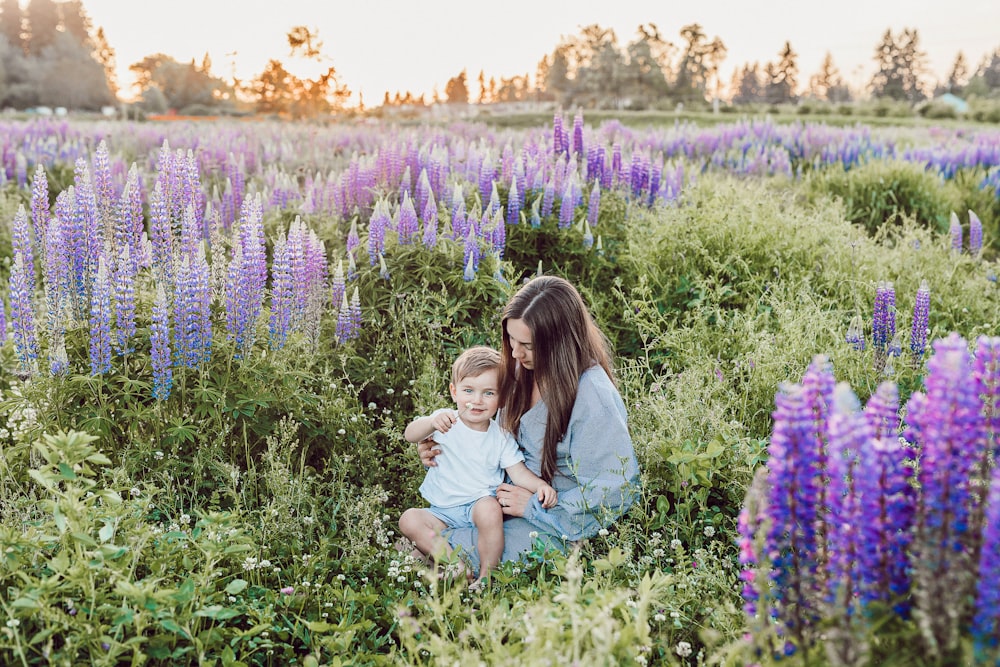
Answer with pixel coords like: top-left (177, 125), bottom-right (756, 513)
top-left (451, 346), bottom-right (501, 385)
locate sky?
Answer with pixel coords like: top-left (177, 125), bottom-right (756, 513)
top-left (81, 0), bottom-right (1000, 105)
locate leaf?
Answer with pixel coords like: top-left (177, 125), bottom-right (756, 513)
top-left (194, 605), bottom-right (241, 621)
top-left (306, 621), bottom-right (335, 633)
top-left (58, 462), bottom-right (77, 480)
top-left (86, 453), bottom-right (112, 466)
top-left (225, 579), bottom-right (248, 595)
top-left (11, 597), bottom-right (39, 609)
top-left (70, 532), bottom-right (98, 547)
top-left (159, 618), bottom-right (189, 638)
top-left (99, 521), bottom-right (115, 543)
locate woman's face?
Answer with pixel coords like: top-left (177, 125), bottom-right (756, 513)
top-left (506, 318), bottom-right (534, 370)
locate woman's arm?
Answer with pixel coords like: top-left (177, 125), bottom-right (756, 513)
top-left (508, 371), bottom-right (640, 541)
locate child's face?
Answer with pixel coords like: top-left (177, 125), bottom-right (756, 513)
top-left (450, 368), bottom-right (500, 430)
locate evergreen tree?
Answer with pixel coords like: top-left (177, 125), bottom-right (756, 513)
top-left (764, 41), bottom-right (798, 104)
top-left (25, 0), bottom-right (59, 54)
top-left (444, 69), bottom-right (468, 104)
top-left (732, 62), bottom-right (763, 104)
top-left (870, 27), bottom-right (928, 102)
top-left (624, 24), bottom-right (670, 107)
top-left (0, 0), bottom-right (23, 51)
top-left (945, 51), bottom-right (969, 95)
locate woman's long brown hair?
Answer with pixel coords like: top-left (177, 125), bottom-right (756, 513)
top-left (498, 276), bottom-right (613, 482)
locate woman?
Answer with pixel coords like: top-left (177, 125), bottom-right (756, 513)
top-left (418, 275), bottom-right (640, 571)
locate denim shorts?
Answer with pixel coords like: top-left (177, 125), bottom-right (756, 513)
top-left (427, 497), bottom-right (495, 528)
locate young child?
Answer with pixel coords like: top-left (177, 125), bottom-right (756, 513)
top-left (399, 346), bottom-right (557, 584)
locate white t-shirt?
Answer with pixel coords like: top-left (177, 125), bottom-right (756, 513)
top-left (418, 409), bottom-right (524, 508)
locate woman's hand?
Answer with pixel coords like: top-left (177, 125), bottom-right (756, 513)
top-left (417, 437), bottom-right (441, 467)
top-left (496, 483), bottom-right (535, 518)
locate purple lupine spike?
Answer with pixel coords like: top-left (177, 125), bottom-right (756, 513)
top-left (572, 110), bottom-right (584, 157)
top-left (367, 199), bottom-right (390, 265)
top-left (553, 112), bottom-right (564, 155)
top-left (910, 280), bottom-right (930, 363)
top-left (121, 164), bottom-right (146, 270)
top-left (582, 220), bottom-right (594, 249)
top-left (529, 197), bottom-right (541, 227)
top-left (330, 260), bottom-right (346, 314)
top-left (12, 205), bottom-right (34, 282)
top-left (972, 466), bottom-right (1000, 662)
top-left (873, 281), bottom-right (896, 371)
top-left (416, 167), bottom-right (432, 215)
top-left (150, 283), bottom-right (172, 401)
top-left (149, 183), bottom-right (174, 287)
top-left (224, 194), bottom-right (267, 359)
top-left (269, 231), bottom-right (293, 350)
top-left (88, 256), bottom-right (112, 375)
top-left (969, 210), bottom-right (983, 257)
top-left (49, 329), bottom-right (68, 376)
top-left (845, 314), bottom-right (865, 351)
top-left (586, 185), bottom-right (600, 227)
top-left (765, 380), bottom-right (825, 648)
top-left (824, 384), bottom-right (868, 612)
top-left (558, 181), bottom-right (575, 229)
top-left (489, 209), bottom-right (506, 258)
top-left (949, 211), bottom-right (963, 252)
top-left (348, 287), bottom-right (362, 338)
top-left (905, 333), bottom-right (985, 652)
top-left (92, 140), bottom-right (114, 225)
top-left (396, 192), bottom-right (419, 244)
top-left (611, 144), bottom-right (622, 184)
top-left (857, 435), bottom-right (915, 616)
top-left (506, 177), bottom-right (521, 226)
top-left (974, 336), bottom-right (1000, 462)
top-left (9, 251), bottom-right (38, 374)
top-left (864, 381), bottom-right (900, 440)
top-left (335, 291), bottom-right (352, 343)
top-left (463, 224), bottom-right (480, 275)
top-left (422, 196), bottom-right (438, 248)
top-left (346, 249), bottom-right (357, 281)
top-left (541, 178), bottom-right (555, 217)
top-left (378, 253), bottom-right (390, 281)
top-left (30, 164), bottom-right (49, 260)
top-left (112, 245), bottom-right (136, 355)
top-left (0, 292), bottom-right (5, 343)
top-left (347, 214), bottom-right (361, 257)
top-left (478, 156), bottom-right (494, 206)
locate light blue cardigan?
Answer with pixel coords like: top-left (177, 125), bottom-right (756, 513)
top-left (445, 366), bottom-right (640, 571)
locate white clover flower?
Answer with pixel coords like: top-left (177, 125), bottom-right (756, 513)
top-left (529, 531), bottom-right (539, 539)
top-left (337, 574), bottom-right (346, 581)
top-left (386, 388), bottom-right (394, 395)
top-left (130, 487), bottom-right (141, 498)
top-left (670, 538), bottom-right (683, 550)
top-left (670, 611), bottom-right (680, 619)
top-left (367, 402), bottom-right (377, 410)
top-left (6, 619), bottom-right (19, 628)
top-left (598, 528), bottom-right (609, 537)
top-left (703, 525), bottom-right (716, 538)
top-left (654, 613), bottom-right (666, 622)
top-left (675, 641), bottom-right (693, 657)
top-left (338, 429), bottom-right (346, 435)
top-left (154, 451), bottom-right (164, 460)
top-left (179, 514), bottom-right (191, 525)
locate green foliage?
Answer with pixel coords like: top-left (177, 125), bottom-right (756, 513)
top-left (806, 159), bottom-right (957, 234)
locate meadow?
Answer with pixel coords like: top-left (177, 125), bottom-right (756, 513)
top-left (1, 111), bottom-right (999, 666)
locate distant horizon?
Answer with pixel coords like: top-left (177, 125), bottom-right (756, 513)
top-left (75, 0), bottom-right (1000, 106)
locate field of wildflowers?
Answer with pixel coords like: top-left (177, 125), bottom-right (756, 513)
top-left (1, 112), bottom-right (999, 665)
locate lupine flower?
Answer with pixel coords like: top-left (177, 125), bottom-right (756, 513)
top-left (347, 214), bottom-right (361, 256)
top-left (478, 157), bottom-right (494, 205)
top-left (88, 256), bottom-right (112, 375)
top-left (422, 197), bottom-right (438, 248)
top-left (224, 194), bottom-right (267, 358)
top-left (857, 434), bottom-right (914, 616)
top-left (149, 182), bottom-right (174, 287)
top-left (906, 333), bottom-right (984, 654)
top-left (9, 253), bottom-right (39, 373)
top-left (845, 314), bottom-right (865, 351)
top-left (765, 379), bottom-right (826, 647)
top-left (506, 177), bottom-right (521, 226)
top-left (587, 185), bottom-right (600, 227)
top-left (396, 192), bottom-right (419, 244)
top-left (864, 381), bottom-right (900, 440)
top-left (873, 281), bottom-right (896, 373)
top-left (30, 164), bottom-right (48, 260)
top-left (269, 232), bottom-right (293, 350)
top-left (529, 197), bottom-right (541, 227)
top-left (974, 336), bottom-right (1000, 463)
top-left (553, 112), bottom-right (564, 155)
top-left (824, 384), bottom-right (869, 611)
top-left (572, 109), bottom-right (584, 156)
top-left (12, 205), bottom-right (34, 283)
top-left (969, 209), bottom-right (983, 257)
top-left (0, 294), bottom-right (5, 341)
top-left (558, 181), bottom-right (575, 229)
top-left (150, 283), bottom-right (172, 401)
top-left (331, 260), bottom-right (346, 314)
top-left (541, 178), bottom-right (555, 217)
top-left (49, 331), bottom-right (69, 376)
top-left (910, 280), bottom-right (930, 362)
top-left (972, 466), bottom-right (1000, 662)
top-left (463, 225), bottom-right (480, 275)
top-left (367, 199), bottom-right (390, 265)
top-left (463, 255), bottom-right (476, 282)
top-left (582, 220), bottom-right (594, 249)
top-left (112, 245), bottom-right (136, 355)
top-left (378, 253), bottom-right (390, 281)
top-left (949, 211), bottom-right (963, 252)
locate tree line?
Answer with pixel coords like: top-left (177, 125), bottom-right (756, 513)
top-left (2, 0), bottom-right (1000, 116)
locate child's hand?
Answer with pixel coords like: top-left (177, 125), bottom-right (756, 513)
top-left (537, 484), bottom-right (558, 509)
top-left (430, 410), bottom-right (459, 433)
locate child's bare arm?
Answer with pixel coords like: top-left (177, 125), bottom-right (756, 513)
top-left (404, 411), bottom-right (457, 443)
top-left (505, 462), bottom-right (558, 508)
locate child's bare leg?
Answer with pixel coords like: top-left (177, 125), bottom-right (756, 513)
top-left (472, 497), bottom-right (504, 581)
top-left (398, 508), bottom-right (450, 561)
